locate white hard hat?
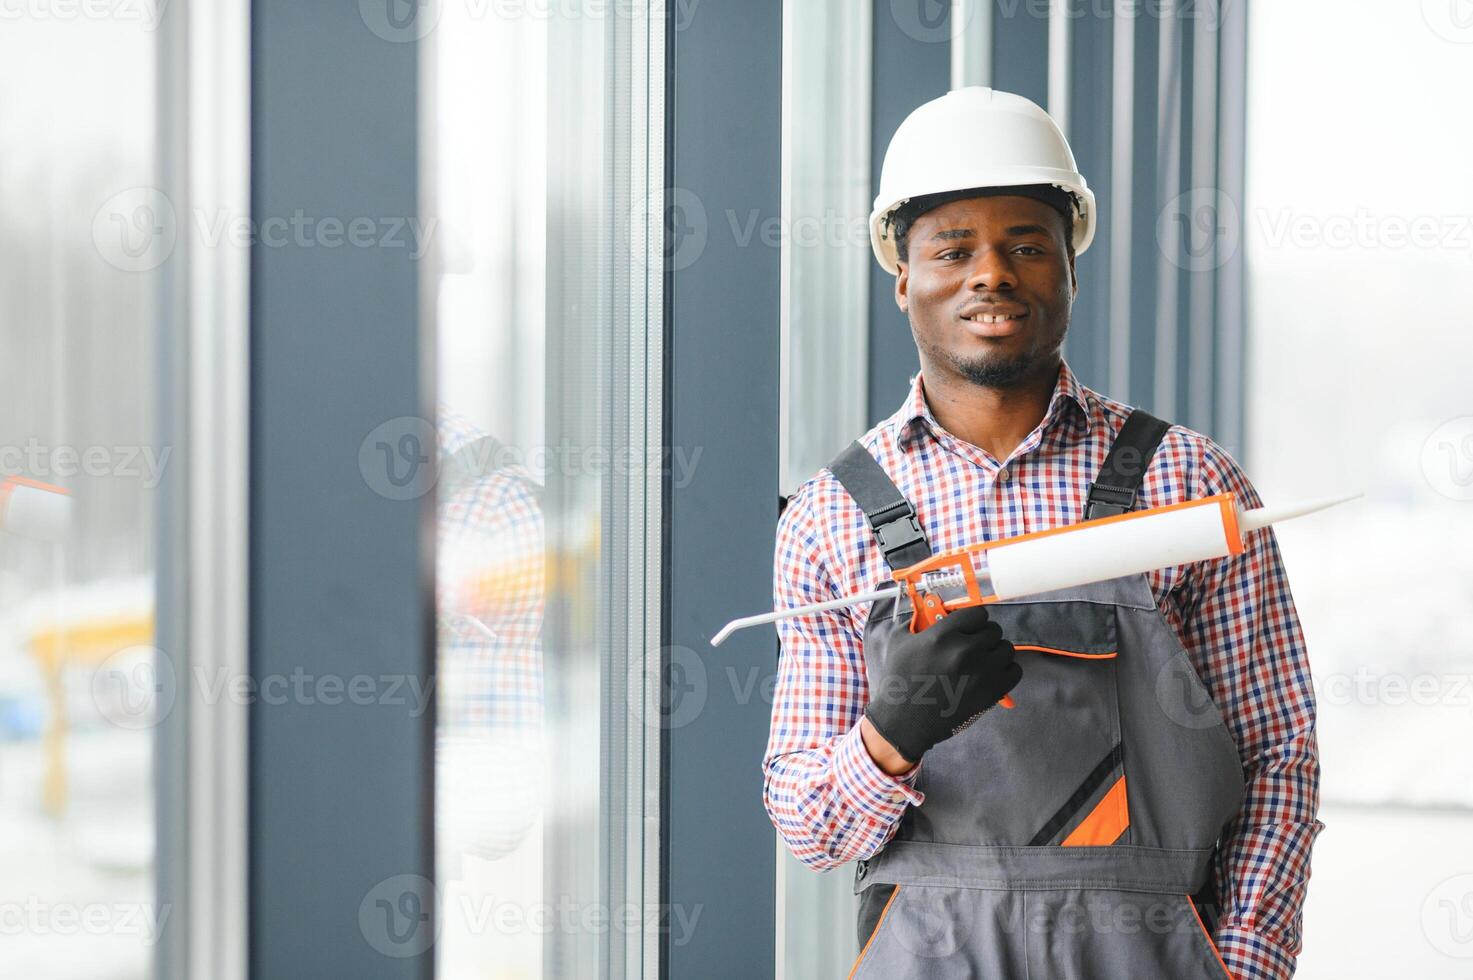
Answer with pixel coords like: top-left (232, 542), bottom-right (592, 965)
top-left (869, 86), bottom-right (1096, 274)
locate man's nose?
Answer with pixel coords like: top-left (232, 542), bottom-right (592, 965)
top-left (964, 250), bottom-right (1017, 292)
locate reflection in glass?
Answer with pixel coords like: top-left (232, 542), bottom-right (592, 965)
top-left (428, 3), bottom-right (661, 978)
top-left (0, 15), bottom-right (161, 980)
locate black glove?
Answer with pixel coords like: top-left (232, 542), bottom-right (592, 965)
top-left (863, 604), bottom-right (1021, 765)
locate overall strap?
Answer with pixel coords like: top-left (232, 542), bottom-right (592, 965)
top-left (828, 441), bottom-right (932, 571)
top-left (1084, 409), bottom-right (1171, 520)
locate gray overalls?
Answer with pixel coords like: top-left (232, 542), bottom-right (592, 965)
top-left (829, 410), bottom-right (1245, 978)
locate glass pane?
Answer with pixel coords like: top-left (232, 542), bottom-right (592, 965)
top-left (1247, 5), bottom-right (1473, 977)
top-left (776, 1), bottom-right (871, 976)
top-left (427, 3), bottom-right (660, 977)
top-left (780, 0), bottom-right (873, 493)
top-left (0, 15), bottom-right (160, 980)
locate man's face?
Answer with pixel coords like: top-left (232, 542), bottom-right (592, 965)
top-left (896, 194), bottom-right (1077, 390)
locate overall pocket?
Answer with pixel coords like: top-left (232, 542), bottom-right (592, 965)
top-left (904, 599), bottom-right (1129, 847)
top-left (1025, 889), bottom-right (1236, 979)
top-left (1186, 895), bottom-right (1234, 979)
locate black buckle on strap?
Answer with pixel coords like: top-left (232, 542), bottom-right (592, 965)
top-left (875, 512), bottom-right (926, 555)
top-left (1087, 482), bottom-right (1137, 508)
top-left (1085, 482), bottom-right (1137, 520)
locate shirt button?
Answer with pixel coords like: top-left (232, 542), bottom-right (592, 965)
top-left (997, 466), bottom-right (1012, 484)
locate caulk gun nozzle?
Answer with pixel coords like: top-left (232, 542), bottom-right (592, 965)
top-left (1236, 492), bottom-right (1362, 535)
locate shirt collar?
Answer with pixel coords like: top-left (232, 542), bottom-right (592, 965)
top-left (889, 360), bottom-right (1094, 449)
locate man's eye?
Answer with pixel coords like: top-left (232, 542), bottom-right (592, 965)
top-left (939, 249), bottom-right (968, 261)
top-left (1014, 245), bottom-right (1043, 255)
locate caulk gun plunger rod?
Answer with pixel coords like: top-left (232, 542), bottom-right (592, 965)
top-left (709, 585), bottom-right (899, 647)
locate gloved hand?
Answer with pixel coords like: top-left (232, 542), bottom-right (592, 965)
top-left (863, 604), bottom-right (1021, 765)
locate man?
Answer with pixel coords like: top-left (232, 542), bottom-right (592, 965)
top-left (763, 87), bottom-right (1321, 978)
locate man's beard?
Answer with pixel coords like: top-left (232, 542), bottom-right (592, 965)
top-left (929, 327), bottom-right (1066, 390)
top-left (912, 308), bottom-right (1069, 390)
top-left (950, 348), bottom-right (1040, 388)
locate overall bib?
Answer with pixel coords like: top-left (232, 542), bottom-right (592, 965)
top-left (831, 411), bottom-right (1246, 979)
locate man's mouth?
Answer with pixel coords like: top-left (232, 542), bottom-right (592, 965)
top-left (960, 309), bottom-right (1028, 337)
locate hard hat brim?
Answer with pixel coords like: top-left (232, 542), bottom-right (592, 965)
top-left (869, 180), bottom-right (1096, 275)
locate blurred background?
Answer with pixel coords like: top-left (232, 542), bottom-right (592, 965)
top-left (0, 1), bottom-right (1469, 978)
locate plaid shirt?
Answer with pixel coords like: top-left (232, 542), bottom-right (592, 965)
top-left (764, 360), bottom-right (1323, 980)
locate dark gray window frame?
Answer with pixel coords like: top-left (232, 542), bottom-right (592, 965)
top-left (246, 5), bottom-right (433, 979)
top-left (662, 1), bottom-right (783, 978)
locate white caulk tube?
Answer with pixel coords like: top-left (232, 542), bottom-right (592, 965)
top-left (709, 491), bottom-right (1359, 646)
top-left (0, 477), bottom-right (72, 541)
top-left (968, 492), bottom-right (1359, 601)
top-left (986, 494), bottom-right (1226, 598)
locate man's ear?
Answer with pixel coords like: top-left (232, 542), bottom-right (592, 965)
top-left (1069, 251), bottom-right (1078, 299)
top-left (895, 264), bottom-right (909, 313)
